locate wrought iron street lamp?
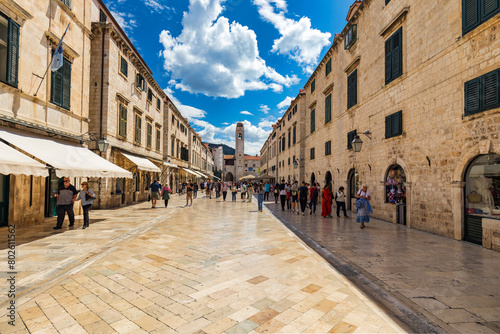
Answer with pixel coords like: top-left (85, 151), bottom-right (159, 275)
top-left (97, 137), bottom-right (109, 152)
top-left (352, 131), bottom-right (372, 152)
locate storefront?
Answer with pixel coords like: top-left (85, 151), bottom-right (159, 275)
top-left (347, 169), bottom-right (358, 211)
top-left (386, 164), bottom-right (407, 225)
top-left (464, 154), bottom-right (500, 245)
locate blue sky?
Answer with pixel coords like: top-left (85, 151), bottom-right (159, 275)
top-left (104, 0), bottom-right (353, 155)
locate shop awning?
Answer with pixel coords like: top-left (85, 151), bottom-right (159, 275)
top-left (120, 152), bottom-right (161, 173)
top-left (0, 128), bottom-right (132, 178)
top-left (0, 141), bottom-right (48, 177)
top-left (181, 167), bottom-right (202, 178)
top-left (164, 162), bottom-right (178, 168)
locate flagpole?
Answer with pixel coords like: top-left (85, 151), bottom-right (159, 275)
top-left (34, 23), bottom-right (70, 97)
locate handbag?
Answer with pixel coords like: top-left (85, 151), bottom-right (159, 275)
top-left (467, 191), bottom-right (482, 203)
top-left (85, 192), bottom-right (95, 201)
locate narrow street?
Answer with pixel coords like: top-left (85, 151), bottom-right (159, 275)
top-left (0, 194), bottom-right (404, 333)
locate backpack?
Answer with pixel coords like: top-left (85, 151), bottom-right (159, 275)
top-left (312, 188), bottom-right (319, 200)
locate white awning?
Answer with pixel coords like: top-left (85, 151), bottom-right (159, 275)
top-left (164, 162), bottom-right (178, 168)
top-left (181, 167), bottom-right (202, 177)
top-left (120, 152), bottom-right (161, 173)
top-left (0, 141), bottom-right (48, 177)
top-left (0, 128), bottom-right (132, 178)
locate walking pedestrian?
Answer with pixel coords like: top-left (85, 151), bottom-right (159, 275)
top-left (193, 182), bottom-right (198, 199)
top-left (286, 182), bottom-right (292, 210)
top-left (291, 181), bottom-right (299, 213)
top-left (257, 182), bottom-right (265, 212)
top-left (298, 182), bottom-right (309, 215)
top-left (186, 181), bottom-right (194, 206)
top-left (335, 186), bottom-right (348, 217)
top-left (355, 185), bottom-right (373, 228)
top-left (53, 177), bottom-right (78, 229)
top-left (149, 179), bottom-right (161, 209)
top-left (264, 182), bottom-right (270, 201)
top-left (273, 183), bottom-right (279, 203)
top-left (309, 182), bottom-right (319, 215)
top-left (77, 181), bottom-right (95, 229)
top-left (247, 182), bottom-right (254, 203)
top-left (279, 180), bottom-right (287, 211)
top-left (161, 184), bottom-right (172, 208)
top-left (231, 183), bottom-right (237, 202)
top-left (222, 182), bottom-right (228, 201)
top-left (321, 184), bottom-right (333, 218)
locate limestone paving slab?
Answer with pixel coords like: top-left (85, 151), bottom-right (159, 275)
top-left (0, 193), bottom-right (403, 333)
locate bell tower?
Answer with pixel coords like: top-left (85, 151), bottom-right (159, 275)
top-left (235, 122), bottom-right (244, 180)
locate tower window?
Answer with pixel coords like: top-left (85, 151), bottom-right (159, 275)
top-left (238, 133), bottom-right (242, 139)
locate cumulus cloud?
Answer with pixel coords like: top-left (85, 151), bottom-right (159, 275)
top-left (110, 10), bottom-right (137, 33)
top-left (240, 111), bottom-right (253, 116)
top-left (258, 119), bottom-right (276, 128)
top-left (259, 105), bottom-right (270, 114)
top-left (277, 96), bottom-right (293, 110)
top-left (164, 88), bottom-right (206, 121)
top-left (144, 0), bottom-right (169, 12)
top-left (159, 0), bottom-right (299, 98)
top-left (253, 0), bottom-right (331, 74)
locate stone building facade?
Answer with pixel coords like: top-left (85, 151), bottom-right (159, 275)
top-left (261, 0), bottom-right (500, 251)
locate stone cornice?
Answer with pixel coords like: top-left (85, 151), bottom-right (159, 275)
top-left (379, 7), bottom-right (410, 37)
top-left (0, 0), bottom-right (33, 21)
top-left (45, 30), bottom-right (80, 60)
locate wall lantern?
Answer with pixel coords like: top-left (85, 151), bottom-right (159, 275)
top-left (352, 131), bottom-right (372, 152)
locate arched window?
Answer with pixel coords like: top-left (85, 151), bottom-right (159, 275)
top-left (238, 133), bottom-right (242, 139)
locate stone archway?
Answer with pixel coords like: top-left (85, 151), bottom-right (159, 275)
top-left (325, 171), bottom-right (332, 189)
top-left (311, 172), bottom-right (316, 185)
top-left (226, 172), bottom-right (234, 182)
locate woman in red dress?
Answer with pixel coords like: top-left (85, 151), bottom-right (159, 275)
top-left (321, 184), bottom-right (333, 218)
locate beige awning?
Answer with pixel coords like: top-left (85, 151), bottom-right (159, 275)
top-left (120, 152), bottom-right (161, 173)
top-left (181, 167), bottom-right (202, 178)
top-left (0, 141), bottom-right (48, 177)
top-left (164, 162), bottom-right (178, 168)
top-left (0, 128), bottom-right (132, 178)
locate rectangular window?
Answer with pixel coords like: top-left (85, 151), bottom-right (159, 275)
top-left (156, 128), bottom-right (161, 151)
top-left (347, 130), bottom-right (357, 150)
top-left (293, 105), bottom-right (297, 115)
top-left (326, 58), bottom-right (332, 76)
top-left (134, 114), bottom-right (142, 144)
top-left (293, 125), bottom-right (296, 145)
top-left (463, 0), bottom-right (500, 35)
top-left (51, 57), bottom-right (71, 110)
top-left (61, 0), bottom-right (71, 9)
top-left (310, 147), bottom-right (315, 160)
top-left (171, 138), bottom-right (175, 156)
top-left (288, 157), bottom-right (290, 166)
top-left (0, 14), bottom-right (19, 87)
top-left (99, 9), bottom-right (107, 22)
top-left (310, 109), bottom-right (315, 133)
top-left (176, 142), bottom-right (179, 158)
top-left (288, 112), bottom-right (291, 120)
top-left (282, 136), bottom-right (285, 151)
top-left (120, 56), bottom-right (128, 77)
top-left (157, 97), bottom-right (161, 110)
top-left (136, 73), bottom-right (146, 91)
top-left (172, 115), bottom-right (175, 124)
top-left (147, 88), bottom-right (153, 102)
top-left (385, 28), bottom-right (403, 85)
top-left (385, 111), bottom-right (403, 138)
top-left (288, 130), bottom-right (291, 148)
top-left (325, 94), bottom-right (332, 123)
top-left (325, 141), bottom-right (331, 156)
top-left (347, 69), bottom-right (358, 109)
top-left (119, 103), bottom-right (127, 137)
top-left (385, 0), bottom-right (391, 4)
top-left (464, 68), bottom-right (500, 116)
top-left (311, 79), bottom-right (315, 93)
top-left (147, 122), bottom-right (152, 148)
top-left (344, 24), bottom-right (357, 50)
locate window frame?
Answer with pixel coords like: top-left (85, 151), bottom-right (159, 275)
top-left (344, 24), bottom-right (357, 50)
top-left (311, 79), bottom-right (316, 93)
top-left (325, 94), bottom-right (332, 124)
top-left (50, 56), bottom-right (72, 110)
top-left (134, 113), bottom-right (142, 144)
top-left (325, 58), bottom-right (332, 76)
top-left (385, 110), bottom-right (403, 139)
top-left (310, 109), bottom-right (316, 133)
top-left (347, 69), bottom-right (358, 109)
top-left (464, 68), bottom-right (500, 116)
top-left (118, 103), bottom-right (127, 138)
top-left (463, 0), bottom-right (500, 35)
top-left (292, 125), bottom-right (296, 145)
top-left (310, 147), bottom-right (315, 160)
top-left (0, 13), bottom-right (19, 87)
top-left (385, 27), bottom-right (403, 85)
top-left (325, 141), bottom-right (332, 156)
top-left (120, 56), bottom-right (128, 77)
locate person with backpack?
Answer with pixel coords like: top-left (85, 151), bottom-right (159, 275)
top-left (335, 186), bottom-right (349, 217)
top-left (161, 184), bottom-right (172, 208)
top-left (309, 183), bottom-right (319, 215)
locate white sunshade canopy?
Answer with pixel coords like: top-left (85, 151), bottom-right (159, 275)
top-left (0, 128), bottom-right (132, 179)
top-left (0, 140), bottom-right (49, 177)
top-left (164, 162), bottom-right (178, 168)
top-left (181, 167), bottom-right (201, 177)
top-left (120, 152), bottom-right (161, 173)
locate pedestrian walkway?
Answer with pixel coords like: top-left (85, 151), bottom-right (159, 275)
top-left (0, 193), bottom-right (404, 333)
top-left (264, 200), bottom-right (500, 334)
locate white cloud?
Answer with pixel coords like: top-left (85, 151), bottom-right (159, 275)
top-left (163, 88), bottom-right (207, 121)
top-left (144, 0), bottom-right (169, 12)
top-left (110, 10), bottom-right (137, 34)
top-left (258, 119), bottom-right (276, 128)
top-left (159, 0), bottom-right (299, 98)
top-left (277, 96), bottom-right (293, 110)
top-left (253, 0), bottom-right (331, 74)
top-left (259, 105), bottom-right (270, 114)
top-left (240, 111), bottom-right (253, 116)
top-left (222, 122), bottom-right (229, 125)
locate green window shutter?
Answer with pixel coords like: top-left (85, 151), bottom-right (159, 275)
top-left (482, 70), bottom-right (499, 108)
top-left (392, 29), bottom-right (402, 80)
top-left (119, 105), bottom-right (127, 137)
top-left (385, 39), bottom-right (392, 84)
top-left (62, 59), bottom-right (71, 109)
top-left (293, 126), bottom-right (296, 144)
top-left (326, 59), bottom-right (331, 76)
top-left (325, 94), bottom-right (331, 123)
top-left (463, 0), bottom-right (480, 34)
top-left (311, 109), bottom-right (315, 133)
top-left (483, 0), bottom-right (500, 18)
top-left (7, 19), bottom-right (20, 87)
top-left (347, 130), bottom-right (357, 150)
top-left (288, 131), bottom-right (291, 148)
top-left (156, 129), bottom-right (160, 150)
top-left (392, 111), bottom-right (402, 136)
top-left (120, 57), bottom-right (128, 77)
top-left (464, 78), bottom-right (481, 115)
top-left (385, 115), bottom-right (392, 138)
top-left (51, 67), bottom-right (63, 106)
top-left (348, 70), bottom-right (357, 108)
top-left (311, 79), bottom-right (315, 93)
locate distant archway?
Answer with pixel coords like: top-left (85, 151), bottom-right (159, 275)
top-left (226, 172), bottom-right (234, 182)
top-left (325, 171), bottom-right (332, 189)
top-left (310, 172), bottom-right (316, 185)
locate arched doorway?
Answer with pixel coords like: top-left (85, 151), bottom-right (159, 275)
top-left (226, 172), bottom-right (234, 182)
top-left (325, 171), bottom-right (332, 190)
top-left (464, 154), bottom-right (500, 245)
top-left (133, 172), bottom-right (140, 192)
top-left (386, 164), bottom-right (407, 225)
top-left (347, 169), bottom-right (358, 210)
top-left (310, 172), bottom-right (316, 185)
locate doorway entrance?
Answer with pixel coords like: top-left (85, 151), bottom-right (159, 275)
top-left (45, 169), bottom-right (61, 217)
top-left (310, 172), bottom-right (316, 185)
top-left (0, 174), bottom-right (9, 227)
top-left (347, 169), bottom-right (358, 210)
top-left (325, 171), bottom-right (332, 190)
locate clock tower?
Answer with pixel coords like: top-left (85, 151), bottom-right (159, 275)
top-left (235, 122), bottom-right (244, 181)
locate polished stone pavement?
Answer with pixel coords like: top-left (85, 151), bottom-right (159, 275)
top-left (0, 194), bottom-right (404, 333)
top-left (265, 200), bottom-right (500, 334)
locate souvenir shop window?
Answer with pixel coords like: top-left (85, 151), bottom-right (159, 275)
top-left (465, 154), bottom-right (500, 219)
top-left (385, 165), bottom-right (406, 204)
